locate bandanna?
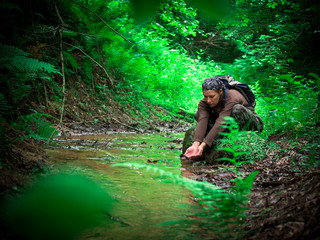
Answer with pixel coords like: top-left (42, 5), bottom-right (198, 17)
top-left (202, 75), bottom-right (226, 91)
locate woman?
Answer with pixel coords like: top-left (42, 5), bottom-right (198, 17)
top-left (184, 75), bottom-right (263, 159)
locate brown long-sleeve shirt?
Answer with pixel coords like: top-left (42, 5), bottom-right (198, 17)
top-left (194, 89), bottom-right (259, 147)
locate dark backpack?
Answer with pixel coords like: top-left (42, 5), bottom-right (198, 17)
top-left (217, 75), bottom-right (256, 108)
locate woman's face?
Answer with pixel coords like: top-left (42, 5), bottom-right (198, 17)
top-left (203, 89), bottom-right (223, 107)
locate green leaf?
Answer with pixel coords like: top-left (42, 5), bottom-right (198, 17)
top-left (218, 147), bottom-right (235, 153)
top-left (309, 73), bottom-right (320, 89)
top-left (218, 157), bottom-right (235, 162)
top-left (233, 171), bottom-right (259, 196)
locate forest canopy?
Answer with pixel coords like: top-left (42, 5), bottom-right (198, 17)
top-left (0, 0), bottom-right (319, 138)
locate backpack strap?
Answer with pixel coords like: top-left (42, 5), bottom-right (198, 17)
top-left (222, 88), bottom-right (228, 108)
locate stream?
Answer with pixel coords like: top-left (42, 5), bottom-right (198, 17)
top-left (45, 132), bottom-right (202, 240)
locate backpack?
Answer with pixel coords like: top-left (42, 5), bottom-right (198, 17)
top-left (217, 75), bottom-right (256, 108)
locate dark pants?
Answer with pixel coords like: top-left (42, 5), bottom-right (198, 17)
top-left (195, 104), bottom-right (263, 134)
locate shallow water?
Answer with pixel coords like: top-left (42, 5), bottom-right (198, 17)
top-left (45, 132), bottom-right (200, 240)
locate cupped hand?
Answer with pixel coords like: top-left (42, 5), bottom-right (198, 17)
top-left (184, 145), bottom-right (203, 159)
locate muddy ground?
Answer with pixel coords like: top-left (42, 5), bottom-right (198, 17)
top-left (1, 121), bottom-right (319, 240)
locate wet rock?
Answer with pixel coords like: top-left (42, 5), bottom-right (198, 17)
top-left (192, 161), bottom-right (206, 167)
top-left (167, 138), bottom-right (183, 144)
top-left (196, 175), bottom-right (208, 182)
top-left (182, 126), bottom-right (196, 154)
top-left (147, 159), bottom-right (158, 164)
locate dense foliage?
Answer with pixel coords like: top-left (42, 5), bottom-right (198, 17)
top-left (0, 0), bottom-right (319, 137)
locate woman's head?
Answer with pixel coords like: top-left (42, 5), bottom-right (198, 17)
top-left (202, 76), bottom-right (226, 92)
top-left (202, 76), bottom-right (225, 107)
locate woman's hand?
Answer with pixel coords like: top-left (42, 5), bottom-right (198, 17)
top-left (184, 142), bottom-right (206, 159)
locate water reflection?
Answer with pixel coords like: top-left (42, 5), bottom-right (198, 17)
top-left (46, 133), bottom-right (200, 240)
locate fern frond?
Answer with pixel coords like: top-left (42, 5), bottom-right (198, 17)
top-left (35, 116), bottom-right (58, 138)
top-left (63, 51), bottom-right (80, 70)
top-left (111, 163), bottom-right (221, 193)
top-left (11, 85), bottom-right (32, 105)
top-left (13, 113), bottom-right (58, 141)
top-left (111, 162), bottom-right (254, 238)
top-left (0, 43), bottom-right (28, 58)
top-left (5, 56), bottom-right (60, 74)
top-left (0, 44), bottom-right (61, 74)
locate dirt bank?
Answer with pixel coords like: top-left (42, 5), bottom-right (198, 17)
top-left (181, 133), bottom-right (320, 240)
top-left (0, 124), bottom-right (48, 197)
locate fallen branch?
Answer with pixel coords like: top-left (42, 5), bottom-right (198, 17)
top-left (63, 41), bottom-right (114, 87)
top-left (54, 1), bottom-right (67, 126)
top-left (62, 27), bottom-right (99, 38)
top-left (54, 1), bottom-right (67, 27)
top-left (47, 2), bottom-right (69, 146)
top-left (58, 30), bottom-right (66, 125)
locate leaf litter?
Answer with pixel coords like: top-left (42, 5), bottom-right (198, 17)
top-left (179, 131), bottom-right (320, 239)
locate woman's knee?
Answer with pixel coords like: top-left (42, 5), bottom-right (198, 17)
top-left (231, 104), bottom-right (249, 118)
top-left (231, 104), bottom-right (260, 131)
